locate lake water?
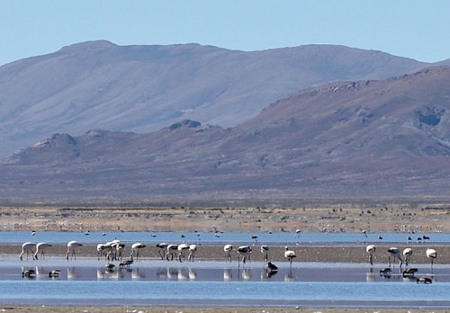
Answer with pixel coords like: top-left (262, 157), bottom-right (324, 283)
top-left (0, 259), bottom-right (449, 308)
top-left (1, 231), bottom-right (449, 308)
top-left (0, 231), bottom-right (449, 245)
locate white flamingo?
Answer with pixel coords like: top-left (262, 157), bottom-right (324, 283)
top-left (66, 241), bottom-right (83, 260)
top-left (177, 243), bottom-right (190, 262)
top-left (237, 245), bottom-right (252, 264)
top-left (34, 242), bottom-right (52, 260)
top-left (20, 242), bottom-right (36, 261)
top-left (366, 245), bottom-right (376, 265)
top-left (402, 248), bottom-right (413, 266)
top-left (426, 248), bottom-right (437, 271)
top-left (284, 246), bottom-right (296, 269)
top-left (165, 244), bottom-right (178, 261)
top-left (130, 242), bottom-right (146, 261)
top-left (260, 245), bottom-right (269, 262)
top-left (156, 242), bottom-right (169, 260)
top-left (188, 244), bottom-right (197, 262)
top-left (387, 247), bottom-right (403, 267)
top-left (224, 244), bottom-right (233, 262)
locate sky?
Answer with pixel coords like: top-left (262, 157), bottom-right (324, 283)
top-left (1, 0), bottom-right (449, 67)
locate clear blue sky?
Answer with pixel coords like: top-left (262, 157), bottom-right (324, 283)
top-left (1, 0), bottom-right (449, 66)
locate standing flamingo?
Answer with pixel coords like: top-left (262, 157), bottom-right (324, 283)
top-left (224, 244), bottom-right (233, 262)
top-left (260, 245), bottom-right (269, 262)
top-left (130, 242), bottom-right (146, 261)
top-left (387, 247), bottom-right (403, 267)
top-left (20, 242), bottom-right (36, 261)
top-left (426, 248), bottom-right (437, 271)
top-left (237, 245), bottom-right (252, 264)
top-left (177, 243), bottom-right (190, 262)
top-left (66, 241), bottom-right (83, 261)
top-left (34, 242), bottom-right (52, 260)
top-left (366, 245), bottom-right (376, 265)
top-left (156, 242), bottom-right (169, 260)
top-left (284, 246), bottom-right (296, 269)
top-left (188, 244), bottom-right (197, 262)
top-left (402, 248), bottom-right (413, 266)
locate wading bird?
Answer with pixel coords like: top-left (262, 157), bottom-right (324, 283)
top-left (19, 242), bottom-right (36, 261)
top-left (387, 247), bottom-right (403, 267)
top-left (156, 242), bottom-right (169, 260)
top-left (260, 245), bottom-right (269, 262)
top-left (366, 245), bottom-right (376, 265)
top-left (188, 244), bottom-right (197, 262)
top-left (224, 244), bottom-right (233, 262)
top-left (402, 248), bottom-right (413, 266)
top-left (66, 241), bottom-right (83, 261)
top-left (237, 245), bottom-right (252, 264)
top-left (130, 243), bottom-right (146, 261)
top-left (34, 242), bottom-right (52, 260)
top-left (426, 248), bottom-right (437, 271)
top-left (284, 246), bottom-right (296, 269)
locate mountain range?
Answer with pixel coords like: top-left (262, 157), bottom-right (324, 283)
top-left (0, 40), bottom-right (439, 158)
top-left (1, 63), bottom-right (450, 205)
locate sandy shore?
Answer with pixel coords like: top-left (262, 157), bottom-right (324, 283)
top-left (1, 204), bottom-right (449, 233)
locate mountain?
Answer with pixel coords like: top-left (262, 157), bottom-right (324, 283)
top-left (1, 66), bottom-right (450, 204)
top-left (0, 40), bottom-right (433, 157)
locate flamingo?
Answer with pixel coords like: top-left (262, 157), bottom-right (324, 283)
top-left (402, 248), bottom-right (413, 266)
top-left (130, 243), bottom-right (146, 261)
top-left (156, 242), bottom-right (169, 260)
top-left (426, 248), bottom-right (437, 271)
top-left (387, 247), bottom-right (403, 267)
top-left (366, 245), bottom-right (376, 265)
top-left (34, 242), bottom-right (52, 260)
top-left (177, 243), bottom-right (190, 262)
top-left (165, 244), bottom-right (178, 261)
top-left (284, 246), bottom-right (296, 269)
top-left (260, 245), bottom-right (269, 262)
top-left (96, 243), bottom-right (108, 260)
top-left (237, 245), bottom-right (252, 264)
top-left (20, 242), bottom-right (36, 261)
top-left (66, 241), bottom-right (83, 260)
top-left (188, 244), bottom-right (197, 262)
top-left (224, 244), bottom-right (233, 262)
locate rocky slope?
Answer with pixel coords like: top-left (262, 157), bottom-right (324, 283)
top-left (1, 66), bottom-right (449, 204)
top-left (0, 41), bottom-right (432, 157)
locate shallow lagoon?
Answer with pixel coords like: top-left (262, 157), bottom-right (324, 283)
top-left (0, 231), bottom-right (449, 245)
top-left (0, 259), bottom-right (449, 308)
top-left (1, 231), bottom-right (450, 308)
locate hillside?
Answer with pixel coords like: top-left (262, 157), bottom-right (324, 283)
top-left (1, 66), bottom-right (450, 204)
top-left (0, 41), bottom-right (431, 157)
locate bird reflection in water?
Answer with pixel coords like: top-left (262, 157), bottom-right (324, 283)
top-left (284, 269), bottom-right (296, 282)
top-left (224, 268), bottom-right (232, 281)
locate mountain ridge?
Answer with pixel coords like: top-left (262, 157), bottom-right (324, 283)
top-left (1, 66), bottom-right (450, 204)
top-left (0, 40), bottom-right (433, 157)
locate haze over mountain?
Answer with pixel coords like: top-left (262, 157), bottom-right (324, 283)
top-left (1, 66), bottom-right (449, 204)
top-left (0, 40), bottom-right (435, 157)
